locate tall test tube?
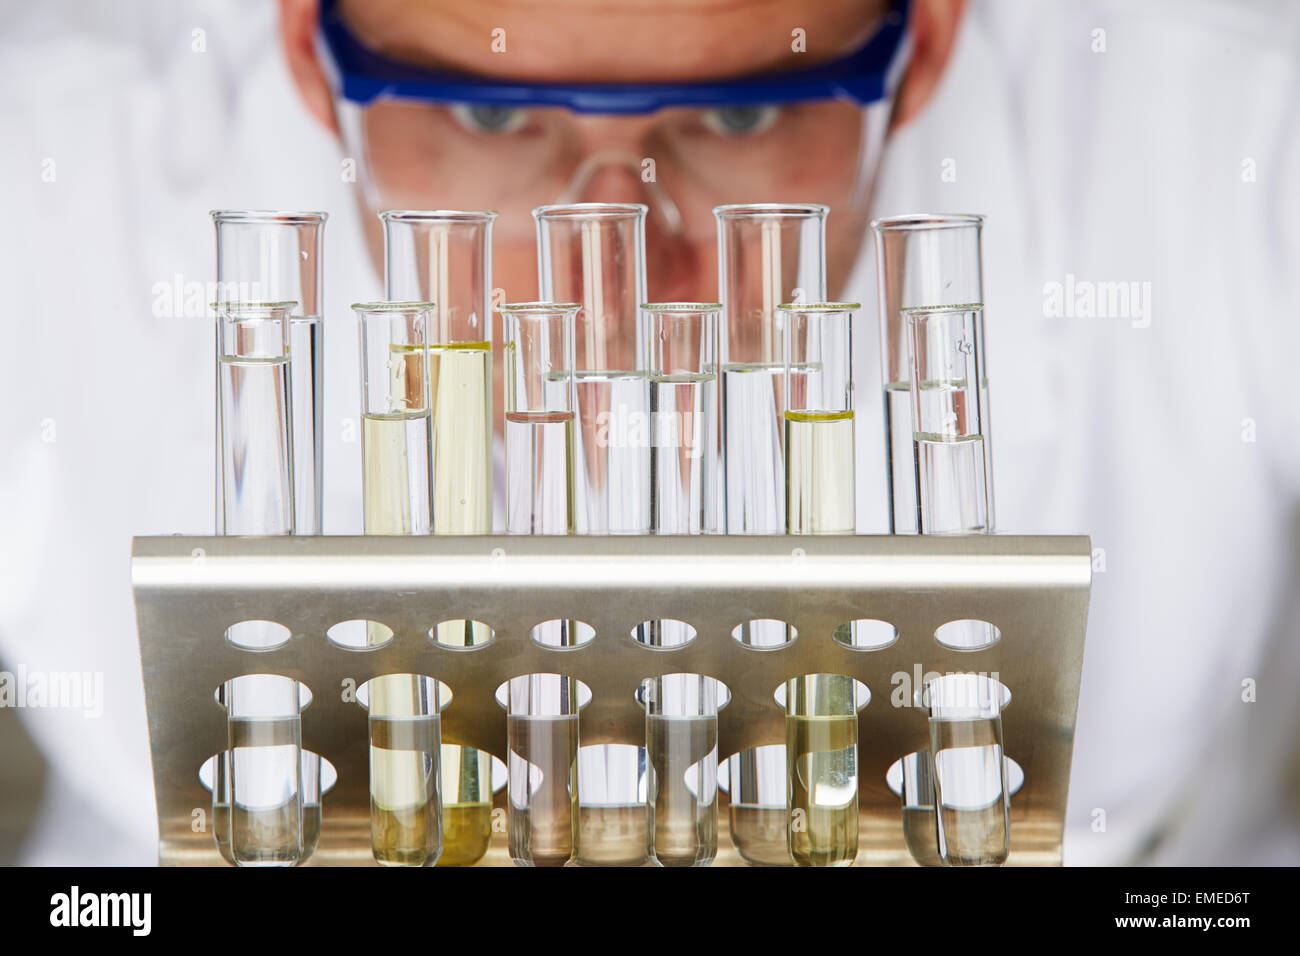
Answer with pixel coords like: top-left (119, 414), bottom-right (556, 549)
top-left (507, 674), bottom-right (581, 867)
top-left (781, 303), bottom-right (856, 535)
top-left (534, 203), bottom-right (649, 535)
top-left (214, 299), bottom-right (310, 865)
top-left (381, 211), bottom-right (497, 865)
top-left (784, 674), bottom-right (860, 867)
top-left (923, 674), bottom-right (1010, 866)
top-left (354, 301), bottom-right (442, 866)
top-left (501, 303), bottom-right (579, 535)
top-left (644, 674), bottom-right (720, 867)
top-left (715, 203), bottom-right (827, 536)
top-left (871, 214), bottom-right (991, 533)
top-left (212, 211), bottom-right (326, 535)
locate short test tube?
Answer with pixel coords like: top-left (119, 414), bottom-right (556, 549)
top-left (781, 303), bottom-right (856, 535)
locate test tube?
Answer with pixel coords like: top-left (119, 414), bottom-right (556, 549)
top-left (437, 749), bottom-right (494, 867)
top-left (714, 203), bottom-right (827, 536)
top-left (576, 744), bottom-right (650, 867)
top-left (897, 751), bottom-right (944, 867)
top-left (871, 214), bottom-right (991, 533)
top-left (212, 210), bottom-right (326, 536)
top-left (644, 674), bottom-right (720, 867)
top-left (906, 304), bottom-right (994, 534)
top-left (381, 211), bottom-right (497, 865)
top-left (534, 203), bottom-right (650, 535)
top-left (784, 673), bottom-right (859, 867)
top-left (725, 746), bottom-right (793, 866)
top-left (500, 302), bottom-right (579, 535)
top-left (222, 675), bottom-right (307, 866)
top-left (216, 301), bottom-right (296, 536)
top-left (507, 674), bottom-right (580, 867)
top-left (780, 303), bottom-right (856, 535)
top-left (923, 674), bottom-right (1010, 866)
top-left (645, 303), bottom-right (721, 537)
top-left (367, 674), bottom-right (442, 867)
top-left (353, 301), bottom-right (442, 866)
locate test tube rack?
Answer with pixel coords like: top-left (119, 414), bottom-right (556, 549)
top-left (131, 533), bottom-right (1091, 866)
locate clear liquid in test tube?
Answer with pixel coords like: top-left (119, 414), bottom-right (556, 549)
top-left (507, 674), bottom-right (581, 867)
top-left (382, 211), bottom-right (497, 865)
top-left (534, 203), bottom-right (649, 535)
top-left (644, 674), bottom-right (721, 867)
top-left (923, 674), bottom-right (1010, 866)
top-left (212, 211), bottom-right (326, 536)
top-left (500, 302), bottom-right (579, 535)
top-left (871, 214), bottom-right (989, 534)
top-left (366, 674), bottom-right (442, 866)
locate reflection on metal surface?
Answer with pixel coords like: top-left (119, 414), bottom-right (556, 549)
top-left (132, 533), bottom-right (1090, 865)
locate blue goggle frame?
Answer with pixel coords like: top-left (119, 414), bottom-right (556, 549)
top-left (319, 0), bottom-right (910, 115)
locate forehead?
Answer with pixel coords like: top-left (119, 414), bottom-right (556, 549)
top-left (337, 0), bottom-right (887, 84)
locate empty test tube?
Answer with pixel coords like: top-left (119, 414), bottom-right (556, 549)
top-left (507, 674), bottom-right (580, 867)
top-left (923, 674), bottom-right (1010, 866)
top-left (785, 673), bottom-right (859, 867)
top-left (644, 674), bottom-right (720, 867)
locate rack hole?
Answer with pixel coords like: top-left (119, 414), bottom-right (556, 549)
top-left (912, 672), bottom-right (1011, 714)
top-left (934, 619), bottom-right (1001, 651)
top-left (356, 675), bottom-right (452, 713)
top-left (730, 619), bottom-right (797, 649)
top-left (214, 674), bottom-right (312, 712)
top-left (530, 619), bottom-right (595, 649)
top-left (634, 674), bottom-right (732, 710)
top-left (631, 619), bottom-right (697, 649)
top-left (493, 674), bottom-right (593, 710)
top-left (199, 751), bottom-right (338, 795)
top-left (326, 619), bottom-right (393, 650)
top-left (885, 752), bottom-right (1024, 800)
top-left (833, 619), bottom-right (898, 651)
top-left (773, 675), bottom-right (870, 711)
top-left (225, 620), bottom-right (291, 651)
top-left (429, 619), bottom-right (495, 649)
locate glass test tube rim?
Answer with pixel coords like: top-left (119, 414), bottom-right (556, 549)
top-left (900, 302), bottom-right (985, 316)
top-left (713, 202), bottom-right (829, 219)
top-left (870, 212), bottom-right (985, 232)
top-left (497, 301), bottom-right (583, 315)
top-left (211, 299), bottom-right (300, 316)
top-left (533, 201), bottom-right (648, 220)
top-left (351, 300), bottom-right (438, 313)
top-left (640, 301), bottom-right (723, 313)
top-left (211, 209), bottom-right (328, 225)
top-left (379, 208), bottom-right (500, 223)
top-left (776, 301), bottom-right (861, 313)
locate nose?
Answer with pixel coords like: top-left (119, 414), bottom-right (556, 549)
top-left (558, 151), bottom-right (699, 303)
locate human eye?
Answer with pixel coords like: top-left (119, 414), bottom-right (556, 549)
top-left (699, 104), bottom-right (782, 137)
top-left (449, 103), bottom-right (530, 134)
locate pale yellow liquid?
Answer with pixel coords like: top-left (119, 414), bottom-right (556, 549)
top-left (784, 410), bottom-right (855, 535)
top-left (429, 342), bottom-right (494, 864)
top-left (786, 713), bottom-right (858, 867)
top-left (362, 410), bottom-right (431, 536)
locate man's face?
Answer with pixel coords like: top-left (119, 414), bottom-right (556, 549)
top-left (333, 0), bottom-right (890, 304)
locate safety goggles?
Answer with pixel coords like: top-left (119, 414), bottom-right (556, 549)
top-left (316, 0), bottom-right (911, 243)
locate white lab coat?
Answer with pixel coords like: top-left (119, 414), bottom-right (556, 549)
top-left (1, 0), bottom-right (1296, 864)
